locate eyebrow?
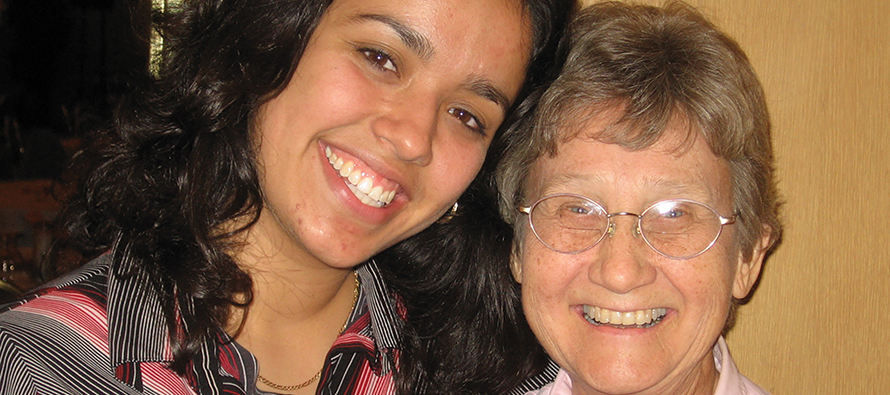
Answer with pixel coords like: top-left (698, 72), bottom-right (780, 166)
top-left (466, 77), bottom-right (512, 113)
top-left (539, 173), bottom-right (718, 204)
top-left (355, 14), bottom-right (434, 60)
top-left (354, 13), bottom-right (513, 113)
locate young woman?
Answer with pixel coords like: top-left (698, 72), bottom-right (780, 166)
top-left (0, 0), bottom-right (572, 393)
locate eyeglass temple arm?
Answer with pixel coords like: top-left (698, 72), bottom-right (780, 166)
top-left (518, 206), bottom-right (532, 215)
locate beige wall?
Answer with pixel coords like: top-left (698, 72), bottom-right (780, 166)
top-left (575, 1), bottom-right (890, 393)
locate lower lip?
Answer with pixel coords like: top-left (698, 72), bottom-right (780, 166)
top-left (319, 142), bottom-right (403, 224)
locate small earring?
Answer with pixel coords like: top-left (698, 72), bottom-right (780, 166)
top-left (438, 201), bottom-right (460, 224)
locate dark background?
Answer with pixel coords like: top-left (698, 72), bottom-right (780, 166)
top-left (0, 0), bottom-right (150, 180)
top-left (1, 0), bottom-right (151, 298)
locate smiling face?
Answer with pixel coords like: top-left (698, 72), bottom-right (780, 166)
top-left (514, 116), bottom-right (767, 395)
top-left (249, 0), bottom-right (531, 269)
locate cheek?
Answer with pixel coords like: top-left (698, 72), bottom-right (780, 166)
top-left (286, 55), bottom-right (378, 128)
top-left (520, 245), bottom-right (576, 310)
top-left (428, 139), bottom-right (489, 197)
top-left (521, 288), bottom-right (554, 343)
top-left (708, 242), bottom-right (743, 290)
top-left (316, 65), bottom-right (378, 119)
top-left (521, 276), bottom-right (557, 339)
top-left (672, 248), bottom-right (739, 316)
top-left (520, 250), bottom-right (579, 354)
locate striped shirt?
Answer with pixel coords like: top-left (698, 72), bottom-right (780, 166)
top-left (0, 255), bottom-right (556, 394)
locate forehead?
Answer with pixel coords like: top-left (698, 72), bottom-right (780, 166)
top-left (529, 119), bottom-right (732, 208)
top-left (320, 0), bottom-right (532, 99)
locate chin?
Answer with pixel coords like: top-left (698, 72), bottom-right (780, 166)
top-left (569, 358), bottom-right (674, 395)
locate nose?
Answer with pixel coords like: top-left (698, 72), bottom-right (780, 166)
top-left (588, 216), bottom-right (657, 294)
top-left (372, 90), bottom-right (437, 166)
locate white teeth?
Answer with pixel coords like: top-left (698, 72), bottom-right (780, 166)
top-left (347, 183), bottom-right (385, 208)
top-left (620, 311), bottom-right (635, 326)
top-left (583, 305), bottom-right (667, 328)
top-left (369, 186), bottom-right (383, 200)
top-left (326, 147), bottom-right (397, 207)
top-left (339, 161), bottom-right (353, 177)
top-left (357, 177), bottom-right (373, 194)
top-left (348, 170), bottom-right (362, 185)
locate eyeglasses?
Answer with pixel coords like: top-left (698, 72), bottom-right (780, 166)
top-left (518, 193), bottom-right (737, 259)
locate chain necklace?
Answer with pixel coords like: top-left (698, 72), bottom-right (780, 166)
top-left (257, 370), bottom-right (320, 392)
top-left (256, 271), bottom-right (359, 392)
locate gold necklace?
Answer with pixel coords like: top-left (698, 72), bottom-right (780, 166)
top-left (257, 370), bottom-right (320, 391)
top-left (256, 271), bottom-right (359, 392)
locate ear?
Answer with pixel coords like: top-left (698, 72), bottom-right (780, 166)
top-left (510, 246), bottom-right (523, 283)
top-left (732, 228), bottom-right (771, 299)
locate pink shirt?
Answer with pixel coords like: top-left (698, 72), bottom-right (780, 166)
top-left (526, 336), bottom-right (770, 395)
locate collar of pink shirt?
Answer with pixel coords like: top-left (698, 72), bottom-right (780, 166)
top-left (527, 336), bottom-right (770, 395)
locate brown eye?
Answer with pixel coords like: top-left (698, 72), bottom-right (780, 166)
top-left (448, 107), bottom-right (485, 135)
top-left (361, 49), bottom-right (397, 73)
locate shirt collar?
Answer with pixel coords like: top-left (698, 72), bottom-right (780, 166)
top-left (105, 254), bottom-right (173, 366)
top-left (103, 256), bottom-right (403, 368)
top-left (714, 336), bottom-right (743, 394)
top-left (102, 255), bottom-right (404, 380)
top-left (356, 259), bottom-right (403, 373)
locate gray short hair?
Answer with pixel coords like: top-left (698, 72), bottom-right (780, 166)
top-left (497, 1), bottom-right (782, 260)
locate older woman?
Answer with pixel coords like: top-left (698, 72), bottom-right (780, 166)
top-left (497, 2), bottom-right (782, 394)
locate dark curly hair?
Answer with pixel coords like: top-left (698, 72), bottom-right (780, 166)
top-left (60, 0), bottom-right (573, 391)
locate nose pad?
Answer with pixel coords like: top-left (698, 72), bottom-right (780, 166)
top-left (605, 221), bottom-right (642, 238)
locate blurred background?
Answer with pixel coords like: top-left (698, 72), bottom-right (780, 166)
top-left (0, 0), bottom-right (151, 300)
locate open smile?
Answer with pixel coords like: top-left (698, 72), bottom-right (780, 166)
top-left (325, 146), bottom-right (400, 208)
top-left (583, 305), bottom-right (668, 329)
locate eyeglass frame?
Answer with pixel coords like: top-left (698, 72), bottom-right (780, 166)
top-left (517, 193), bottom-right (738, 259)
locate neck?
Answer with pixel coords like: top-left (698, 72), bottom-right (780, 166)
top-left (224, 220), bottom-right (360, 393)
top-left (227, 235), bottom-right (358, 334)
top-left (227, 211), bottom-right (359, 327)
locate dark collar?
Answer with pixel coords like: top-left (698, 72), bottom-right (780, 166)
top-left (104, 254), bottom-right (173, 366)
top-left (356, 259), bottom-right (403, 373)
top-left (101, 256), bottom-right (403, 373)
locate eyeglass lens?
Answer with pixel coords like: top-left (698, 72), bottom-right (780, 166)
top-left (528, 195), bottom-right (726, 259)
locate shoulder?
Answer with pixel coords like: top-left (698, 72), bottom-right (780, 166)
top-left (1, 255), bottom-right (110, 316)
top-left (0, 258), bottom-right (112, 370)
top-left (0, 255), bottom-right (111, 334)
top-left (0, 256), bottom-right (142, 392)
